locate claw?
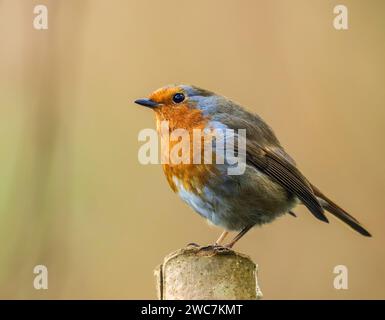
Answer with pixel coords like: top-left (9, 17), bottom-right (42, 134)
top-left (288, 210), bottom-right (297, 217)
top-left (197, 244), bottom-right (230, 253)
top-left (186, 242), bottom-right (200, 247)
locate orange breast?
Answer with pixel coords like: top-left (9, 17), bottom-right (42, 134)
top-left (163, 162), bottom-right (219, 194)
top-left (155, 103), bottom-right (219, 195)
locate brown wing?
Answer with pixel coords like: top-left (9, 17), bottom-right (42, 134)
top-left (246, 142), bottom-right (328, 222)
top-left (215, 112), bottom-right (327, 222)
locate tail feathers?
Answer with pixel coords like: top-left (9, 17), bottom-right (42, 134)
top-left (311, 184), bottom-right (372, 237)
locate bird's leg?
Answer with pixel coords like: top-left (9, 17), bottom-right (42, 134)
top-left (215, 230), bottom-right (229, 246)
top-left (197, 231), bottom-right (230, 252)
top-left (225, 225), bottom-right (254, 248)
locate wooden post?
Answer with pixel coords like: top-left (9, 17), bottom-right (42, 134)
top-left (154, 245), bottom-right (263, 300)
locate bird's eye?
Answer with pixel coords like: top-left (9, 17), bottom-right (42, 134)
top-left (172, 93), bottom-right (185, 104)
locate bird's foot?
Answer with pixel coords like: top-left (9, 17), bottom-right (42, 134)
top-left (186, 242), bottom-right (200, 248)
top-left (197, 243), bottom-right (231, 253)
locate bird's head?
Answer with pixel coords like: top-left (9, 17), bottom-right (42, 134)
top-left (135, 84), bottom-right (215, 109)
top-left (134, 84), bottom-right (222, 123)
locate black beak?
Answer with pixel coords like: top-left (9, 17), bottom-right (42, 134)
top-left (134, 98), bottom-right (159, 108)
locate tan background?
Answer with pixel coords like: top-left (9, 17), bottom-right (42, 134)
top-left (0, 0), bottom-right (384, 299)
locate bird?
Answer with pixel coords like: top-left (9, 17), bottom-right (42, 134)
top-left (134, 84), bottom-right (371, 248)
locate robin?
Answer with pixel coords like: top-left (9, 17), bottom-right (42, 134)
top-left (135, 84), bottom-right (371, 248)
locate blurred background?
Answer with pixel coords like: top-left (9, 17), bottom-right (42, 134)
top-left (0, 0), bottom-right (384, 299)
